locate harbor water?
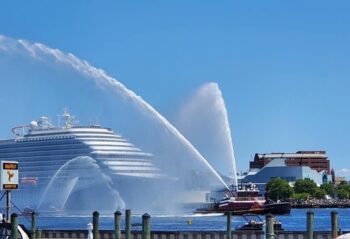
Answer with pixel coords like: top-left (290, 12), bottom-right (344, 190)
top-left (18, 208), bottom-right (350, 232)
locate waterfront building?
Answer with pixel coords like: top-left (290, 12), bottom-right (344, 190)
top-left (242, 151), bottom-right (332, 188)
top-left (250, 151), bottom-right (330, 173)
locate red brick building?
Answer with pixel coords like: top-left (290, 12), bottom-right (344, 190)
top-left (250, 151), bottom-right (330, 173)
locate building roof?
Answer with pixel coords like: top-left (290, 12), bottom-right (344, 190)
top-left (264, 158), bottom-right (286, 167)
top-left (256, 151), bottom-right (327, 159)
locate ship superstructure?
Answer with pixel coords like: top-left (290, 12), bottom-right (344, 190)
top-left (0, 110), bottom-right (162, 213)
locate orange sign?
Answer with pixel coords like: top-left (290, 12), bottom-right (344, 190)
top-left (3, 163), bottom-right (18, 170)
top-left (3, 184), bottom-right (18, 190)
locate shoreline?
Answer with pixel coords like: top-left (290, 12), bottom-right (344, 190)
top-left (291, 199), bottom-right (350, 208)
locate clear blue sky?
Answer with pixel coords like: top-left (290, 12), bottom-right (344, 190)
top-left (1, 1), bottom-right (350, 177)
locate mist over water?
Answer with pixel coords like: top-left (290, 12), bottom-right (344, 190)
top-left (0, 35), bottom-right (235, 214)
top-left (37, 156), bottom-right (125, 213)
top-left (175, 83), bottom-right (238, 185)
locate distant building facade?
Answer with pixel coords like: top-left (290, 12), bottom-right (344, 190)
top-left (334, 176), bottom-right (347, 185)
top-left (242, 151), bottom-right (332, 187)
top-left (250, 151), bottom-right (330, 173)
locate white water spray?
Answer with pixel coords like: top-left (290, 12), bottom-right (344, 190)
top-left (175, 83), bottom-right (238, 186)
top-left (0, 35), bottom-right (227, 189)
top-left (37, 156), bottom-right (126, 212)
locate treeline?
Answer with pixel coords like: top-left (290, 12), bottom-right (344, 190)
top-left (266, 178), bottom-right (350, 201)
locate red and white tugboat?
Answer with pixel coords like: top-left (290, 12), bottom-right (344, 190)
top-left (195, 184), bottom-right (290, 215)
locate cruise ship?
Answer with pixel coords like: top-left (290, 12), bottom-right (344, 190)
top-left (0, 110), bottom-right (164, 214)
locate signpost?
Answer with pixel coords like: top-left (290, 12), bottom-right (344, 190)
top-left (0, 161), bottom-right (19, 220)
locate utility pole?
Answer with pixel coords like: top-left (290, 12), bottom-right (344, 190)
top-left (6, 190), bottom-right (10, 221)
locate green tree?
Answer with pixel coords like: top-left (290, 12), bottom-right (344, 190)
top-left (293, 192), bottom-right (309, 201)
top-left (313, 188), bottom-right (326, 199)
top-left (337, 183), bottom-right (350, 192)
top-left (266, 178), bottom-right (293, 201)
top-left (320, 183), bottom-right (335, 197)
top-left (294, 178), bottom-right (318, 196)
top-left (339, 181), bottom-right (348, 185)
top-left (337, 183), bottom-right (350, 199)
top-left (337, 188), bottom-right (350, 199)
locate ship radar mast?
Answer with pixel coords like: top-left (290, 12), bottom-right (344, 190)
top-left (59, 108), bottom-right (77, 128)
top-left (37, 116), bottom-right (53, 129)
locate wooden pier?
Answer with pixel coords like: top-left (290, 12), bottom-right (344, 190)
top-left (36, 230), bottom-right (347, 239)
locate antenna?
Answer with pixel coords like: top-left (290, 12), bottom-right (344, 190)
top-left (59, 108), bottom-right (76, 128)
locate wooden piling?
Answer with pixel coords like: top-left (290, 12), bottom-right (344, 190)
top-left (226, 213), bottom-right (232, 239)
top-left (114, 211), bottom-right (121, 239)
top-left (93, 211), bottom-right (99, 239)
top-left (306, 210), bottom-right (314, 239)
top-left (35, 229), bottom-right (41, 239)
top-left (31, 212), bottom-right (36, 239)
top-left (265, 214), bottom-right (274, 239)
top-left (142, 213), bottom-right (151, 239)
top-left (10, 213), bottom-right (18, 239)
top-left (331, 210), bottom-right (338, 239)
top-left (125, 209), bottom-right (131, 239)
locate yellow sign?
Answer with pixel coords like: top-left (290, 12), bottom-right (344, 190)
top-left (1, 161), bottom-right (19, 190)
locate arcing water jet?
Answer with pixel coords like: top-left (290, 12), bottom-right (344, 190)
top-left (175, 83), bottom-right (238, 186)
top-left (37, 156), bottom-right (126, 213)
top-left (0, 35), bottom-right (231, 214)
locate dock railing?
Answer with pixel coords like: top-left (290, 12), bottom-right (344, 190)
top-left (20, 210), bottom-right (346, 239)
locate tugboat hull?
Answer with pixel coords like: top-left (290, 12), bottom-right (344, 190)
top-left (195, 202), bottom-right (291, 215)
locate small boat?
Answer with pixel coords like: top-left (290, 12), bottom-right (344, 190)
top-left (236, 215), bottom-right (264, 231)
top-left (195, 184), bottom-right (290, 215)
top-left (236, 215), bottom-right (284, 231)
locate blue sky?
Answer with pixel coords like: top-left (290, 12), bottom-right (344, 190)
top-left (1, 1), bottom-right (350, 177)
